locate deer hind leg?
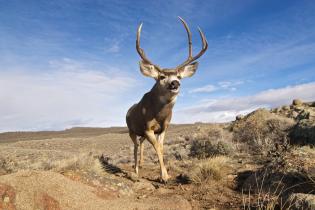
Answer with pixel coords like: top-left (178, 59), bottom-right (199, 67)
top-left (145, 130), bottom-right (169, 183)
top-left (139, 137), bottom-right (145, 168)
top-left (129, 132), bottom-right (139, 175)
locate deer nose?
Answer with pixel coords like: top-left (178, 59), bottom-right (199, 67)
top-left (170, 80), bottom-right (180, 88)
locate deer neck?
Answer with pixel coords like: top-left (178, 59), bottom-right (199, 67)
top-left (150, 83), bottom-right (178, 106)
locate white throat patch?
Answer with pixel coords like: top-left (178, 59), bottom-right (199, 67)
top-left (159, 94), bottom-right (177, 104)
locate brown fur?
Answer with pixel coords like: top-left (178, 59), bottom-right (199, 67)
top-left (126, 83), bottom-right (175, 137)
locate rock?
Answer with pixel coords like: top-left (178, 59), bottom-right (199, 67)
top-left (227, 174), bottom-right (237, 181)
top-left (174, 148), bottom-right (189, 160)
top-left (236, 114), bottom-right (244, 120)
top-left (3, 196), bottom-right (10, 203)
top-left (291, 119), bottom-right (315, 145)
top-left (157, 187), bottom-right (173, 194)
top-left (34, 192), bottom-right (61, 210)
top-left (162, 195), bottom-right (192, 210)
top-left (294, 106), bottom-right (303, 112)
top-left (297, 110), bottom-right (310, 120)
top-left (0, 183), bottom-right (16, 209)
top-left (274, 108), bottom-right (280, 113)
top-left (282, 105), bottom-right (290, 111)
top-left (287, 193), bottom-right (315, 210)
top-left (133, 180), bottom-right (156, 191)
top-left (92, 179), bottom-right (101, 186)
top-left (292, 111), bottom-right (299, 119)
top-left (293, 99), bottom-right (303, 106)
top-left (137, 194), bottom-right (147, 199)
top-left (126, 172), bottom-right (140, 182)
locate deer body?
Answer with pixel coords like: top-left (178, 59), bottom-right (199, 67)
top-left (126, 17), bottom-right (208, 182)
top-left (126, 83), bottom-right (176, 137)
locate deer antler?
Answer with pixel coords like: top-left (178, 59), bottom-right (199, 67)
top-left (136, 17), bottom-right (208, 71)
top-left (136, 23), bottom-right (161, 70)
top-left (176, 17), bottom-right (208, 70)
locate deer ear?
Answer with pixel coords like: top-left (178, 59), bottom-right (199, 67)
top-left (178, 62), bottom-right (199, 78)
top-left (139, 61), bottom-right (159, 79)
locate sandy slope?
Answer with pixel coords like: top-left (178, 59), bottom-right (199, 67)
top-left (0, 170), bottom-right (191, 210)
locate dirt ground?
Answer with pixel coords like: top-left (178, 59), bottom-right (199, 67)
top-left (0, 109), bottom-right (314, 210)
top-left (0, 124), bottom-right (253, 210)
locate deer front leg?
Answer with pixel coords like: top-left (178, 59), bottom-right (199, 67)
top-left (129, 132), bottom-right (139, 175)
top-left (145, 130), bottom-right (169, 183)
top-left (139, 137), bottom-right (145, 168)
top-left (157, 131), bottom-right (166, 155)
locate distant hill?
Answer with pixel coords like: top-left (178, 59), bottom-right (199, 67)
top-left (0, 127), bottom-right (128, 143)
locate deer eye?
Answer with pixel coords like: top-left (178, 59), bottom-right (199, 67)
top-left (160, 75), bottom-right (166, 80)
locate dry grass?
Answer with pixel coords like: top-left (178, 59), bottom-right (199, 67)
top-left (232, 109), bottom-right (295, 155)
top-left (241, 172), bottom-right (302, 210)
top-left (50, 152), bottom-right (104, 174)
top-left (189, 156), bottom-right (230, 184)
top-left (241, 170), bottom-right (281, 210)
top-left (0, 147), bottom-right (104, 175)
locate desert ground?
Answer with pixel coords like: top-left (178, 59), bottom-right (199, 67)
top-left (0, 99), bottom-right (314, 210)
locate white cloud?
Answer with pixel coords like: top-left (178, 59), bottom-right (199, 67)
top-left (189, 80), bottom-right (244, 94)
top-left (174, 82), bottom-right (315, 123)
top-left (105, 39), bottom-right (121, 54)
top-left (0, 59), bottom-right (137, 132)
top-left (218, 80), bottom-right (244, 89)
top-left (189, 84), bottom-right (217, 93)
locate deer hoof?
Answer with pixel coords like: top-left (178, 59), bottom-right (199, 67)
top-left (160, 174), bottom-right (171, 184)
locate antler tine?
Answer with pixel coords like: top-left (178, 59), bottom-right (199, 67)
top-left (178, 16), bottom-right (193, 59)
top-left (191, 27), bottom-right (208, 61)
top-left (136, 23), bottom-right (160, 69)
top-left (176, 18), bottom-right (208, 70)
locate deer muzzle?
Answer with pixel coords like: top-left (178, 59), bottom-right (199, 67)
top-left (168, 80), bottom-right (180, 93)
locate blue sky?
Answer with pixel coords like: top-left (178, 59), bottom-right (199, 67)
top-left (1, 0), bottom-right (315, 131)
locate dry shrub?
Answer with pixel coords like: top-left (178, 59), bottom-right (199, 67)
top-left (239, 146), bottom-right (315, 209)
top-left (241, 171), bottom-right (304, 210)
top-left (190, 140), bottom-right (233, 159)
top-left (240, 169), bottom-right (285, 210)
top-left (232, 109), bottom-right (295, 154)
top-left (241, 184), bottom-right (294, 210)
top-left (189, 156), bottom-right (230, 184)
top-left (240, 146), bottom-right (315, 195)
top-left (189, 124), bottom-right (234, 159)
top-left (187, 124), bottom-right (228, 142)
top-left (242, 192), bottom-right (279, 210)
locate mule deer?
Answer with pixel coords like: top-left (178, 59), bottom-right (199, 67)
top-left (126, 17), bottom-right (208, 182)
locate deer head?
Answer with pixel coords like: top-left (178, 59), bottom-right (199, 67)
top-left (136, 17), bottom-right (208, 96)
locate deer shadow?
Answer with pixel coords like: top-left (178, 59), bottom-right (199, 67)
top-left (99, 154), bottom-right (141, 182)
